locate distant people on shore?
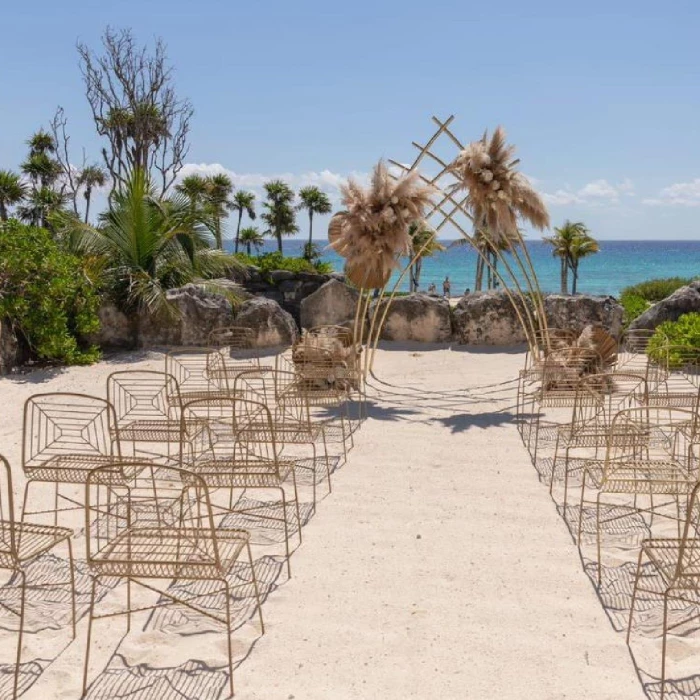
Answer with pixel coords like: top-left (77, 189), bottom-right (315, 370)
top-left (443, 276), bottom-right (451, 299)
top-left (427, 282), bottom-right (437, 295)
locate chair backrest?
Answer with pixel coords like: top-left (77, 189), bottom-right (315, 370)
top-left (107, 371), bottom-right (181, 424)
top-left (165, 347), bottom-right (225, 394)
top-left (234, 367), bottom-right (310, 425)
top-left (208, 325), bottom-right (255, 350)
top-left (622, 328), bottom-right (654, 354)
top-left (307, 325), bottom-right (355, 347)
top-left (675, 478), bottom-right (700, 581)
top-left (22, 392), bottom-right (117, 470)
top-left (85, 462), bottom-right (222, 573)
top-left (0, 455), bottom-right (17, 568)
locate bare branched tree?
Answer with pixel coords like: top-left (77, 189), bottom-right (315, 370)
top-left (50, 106), bottom-right (84, 215)
top-left (77, 27), bottom-right (193, 198)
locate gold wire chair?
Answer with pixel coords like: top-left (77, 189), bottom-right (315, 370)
top-left (180, 397), bottom-right (302, 577)
top-left (233, 368), bottom-right (334, 495)
top-left (644, 345), bottom-right (700, 409)
top-left (0, 454), bottom-right (76, 700)
top-left (550, 372), bottom-right (649, 509)
top-left (207, 326), bottom-right (269, 379)
top-left (164, 347), bottom-right (237, 404)
top-left (627, 476), bottom-right (700, 699)
top-left (107, 370), bottom-right (202, 463)
top-left (577, 406), bottom-right (700, 584)
top-left (82, 461), bottom-right (264, 699)
top-left (21, 393), bottom-right (136, 525)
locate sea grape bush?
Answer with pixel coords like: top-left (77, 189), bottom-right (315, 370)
top-left (0, 220), bottom-right (101, 364)
top-left (620, 276), bottom-right (695, 325)
top-left (234, 251), bottom-right (333, 276)
top-left (646, 312), bottom-right (700, 367)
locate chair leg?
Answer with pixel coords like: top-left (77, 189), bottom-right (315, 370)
top-left (320, 432), bottom-right (332, 492)
top-left (278, 487), bottom-right (292, 579)
top-left (246, 541), bottom-right (265, 634)
top-left (577, 471), bottom-right (588, 545)
top-left (82, 575), bottom-right (99, 698)
top-left (222, 579), bottom-right (234, 698)
top-left (661, 589), bottom-right (671, 700)
top-left (13, 569), bottom-right (27, 700)
top-left (550, 432), bottom-right (561, 494)
top-left (626, 548), bottom-right (645, 644)
top-left (596, 493), bottom-right (603, 586)
top-left (67, 537), bottom-right (77, 639)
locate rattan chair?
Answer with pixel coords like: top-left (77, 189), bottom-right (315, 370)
top-left (578, 407), bottom-right (700, 584)
top-left (181, 397), bottom-right (302, 576)
top-left (0, 455), bottom-right (76, 699)
top-left (82, 462), bottom-right (264, 699)
top-left (21, 393), bottom-right (135, 525)
top-left (627, 476), bottom-right (700, 699)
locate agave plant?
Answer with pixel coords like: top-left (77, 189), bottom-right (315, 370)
top-left (329, 161), bottom-right (434, 289)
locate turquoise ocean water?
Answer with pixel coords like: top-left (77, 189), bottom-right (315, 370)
top-left (228, 240), bottom-right (700, 298)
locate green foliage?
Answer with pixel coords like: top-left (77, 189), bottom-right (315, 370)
top-left (234, 251), bottom-right (332, 276)
top-left (647, 313), bottom-right (700, 367)
top-left (620, 277), bottom-right (695, 325)
top-left (0, 221), bottom-right (101, 364)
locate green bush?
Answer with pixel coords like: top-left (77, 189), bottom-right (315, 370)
top-left (234, 251), bottom-right (333, 276)
top-left (0, 221), bottom-right (101, 365)
top-left (646, 312), bottom-right (700, 367)
top-left (619, 276), bottom-right (695, 325)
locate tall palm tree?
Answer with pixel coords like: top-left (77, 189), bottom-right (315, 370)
top-left (0, 170), bottom-right (28, 221)
top-left (297, 186), bottom-right (332, 258)
top-left (77, 165), bottom-right (107, 223)
top-left (22, 152), bottom-right (61, 191)
top-left (239, 226), bottom-right (265, 256)
top-left (229, 190), bottom-right (256, 253)
top-left (17, 187), bottom-right (65, 228)
top-left (204, 173), bottom-right (234, 249)
top-left (569, 229), bottom-right (600, 294)
top-left (176, 174), bottom-right (210, 213)
top-left (543, 220), bottom-right (588, 294)
top-left (65, 169), bottom-right (239, 314)
top-left (407, 221), bottom-right (445, 292)
top-left (261, 180), bottom-right (297, 254)
top-left (26, 130), bottom-right (56, 157)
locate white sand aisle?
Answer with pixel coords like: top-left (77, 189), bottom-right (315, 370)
top-left (0, 347), bottom-right (643, 699)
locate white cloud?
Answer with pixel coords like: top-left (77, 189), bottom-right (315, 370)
top-left (542, 178), bottom-right (635, 207)
top-left (642, 178), bottom-right (700, 207)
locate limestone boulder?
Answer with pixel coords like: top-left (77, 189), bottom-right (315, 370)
top-left (373, 293), bottom-right (452, 343)
top-left (90, 302), bottom-right (134, 349)
top-left (136, 284), bottom-right (236, 347)
top-left (453, 292), bottom-right (529, 345)
top-left (300, 279), bottom-right (361, 330)
top-left (545, 294), bottom-right (624, 339)
top-left (629, 281), bottom-right (700, 331)
top-left (234, 297), bottom-right (298, 348)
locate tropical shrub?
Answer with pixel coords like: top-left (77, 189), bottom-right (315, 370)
top-left (234, 252), bottom-right (333, 276)
top-left (620, 277), bottom-right (695, 325)
top-left (646, 312), bottom-right (700, 367)
top-left (0, 220), bottom-right (101, 364)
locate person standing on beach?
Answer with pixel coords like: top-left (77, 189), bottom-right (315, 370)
top-left (443, 276), bottom-right (451, 299)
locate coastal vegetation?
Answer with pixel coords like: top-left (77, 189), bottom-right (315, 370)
top-left (543, 221), bottom-right (600, 294)
top-left (408, 221), bottom-right (445, 292)
top-left (620, 276), bottom-right (695, 324)
top-left (234, 251), bottom-right (332, 276)
top-left (647, 312), bottom-right (700, 366)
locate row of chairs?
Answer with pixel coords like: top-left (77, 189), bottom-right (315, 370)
top-left (0, 324), bottom-right (366, 698)
top-left (518, 327), bottom-right (700, 698)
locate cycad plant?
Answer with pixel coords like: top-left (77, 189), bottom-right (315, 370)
top-left (64, 169), bottom-right (240, 315)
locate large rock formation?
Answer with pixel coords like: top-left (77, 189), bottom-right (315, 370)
top-left (0, 320), bottom-right (25, 374)
top-left (136, 284), bottom-right (236, 347)
top-left (544, 294), bottom-right (624, 339)
top-left (91, 303), bottom-right (134, 349)
top-left (372, 293), bottom-right (452, 343)
top-left (629, 281), bottom-right (700, 331)
top-left (452, 292), bottom-right (530, 345)
top-left (300, 278), bottom-right (361, 330)
top-left (234, 297), bottom-right (298, 347)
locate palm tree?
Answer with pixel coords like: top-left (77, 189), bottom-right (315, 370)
top-left (239, 226), bottom-right (265, 256)
top-left (26, 130), bottom-right (56, 156)
top-left (261, 180), bottom-right (297, 254)
top-left (22, 152), bottom-right (61, 190)
top-left (0, 170), bottom-right (28, 221)
top-left (77, 165), bottom-right (107, 223)
top-left (569, 229), bottom-right (600, 294)
top-left (65, 169), bottom-right (239, 315)
top-left (543, 220), bottom-right (589, 294)
top-left (297, 186), bottom-right (332, 259)
top-left (407, 221), bottom-right (445, 292)
top-left (17, 187), bottom-right (66, 228)
top-left (229, 190), bottom-right (256, 253)
top-left (204, 173), bottom-right (234, 250)
top-left (175, 174), bottom-right (210, 214)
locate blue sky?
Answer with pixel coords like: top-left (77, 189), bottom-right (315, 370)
top-left (2, 0), bottom-right (700, 240)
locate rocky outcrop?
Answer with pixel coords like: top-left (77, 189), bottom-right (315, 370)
top-left (234, 297), bottom-right (298, 347)
top-left (136, 284), bottom-right (236, 347)
top-left (372, 293), bottom-right (452, 343)
top-left (91, 303), bottom-right (134, 350)
top-left (544, 294), bottom-right (624, 339)
top-left (0, 319), bottom-right (25, 374)
top-left (452, 292), bottom-right (530, 345)
top-left (629, 281), bottom-right (700, 331)
top-left (300, 279), bottom-right (361, 330)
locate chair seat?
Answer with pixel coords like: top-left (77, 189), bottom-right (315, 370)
top-left (639, 538), bottom-right (700, 590)
top-left (89, 526), bottom-right (248, 579)
top-left (24, 454), bottom-right (144, 483)
top-left (177, 389), bottom-right (241, 405)
top-left (116, 419), bottom-right (207, 443)
top-left (586, 459), bottom-right (696, 494)
top-left (646, 391), bottom-right (699, 408)
top-left (0, 520), bottom-right (72, 568)
top-left (190, 458), bottom-right (295, 488)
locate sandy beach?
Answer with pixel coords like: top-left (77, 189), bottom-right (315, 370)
top-left (0, 345), bottom-right (649, 699)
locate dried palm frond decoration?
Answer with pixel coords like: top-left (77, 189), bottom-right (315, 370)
top-left (329, 161), bottom-right (435, 289)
